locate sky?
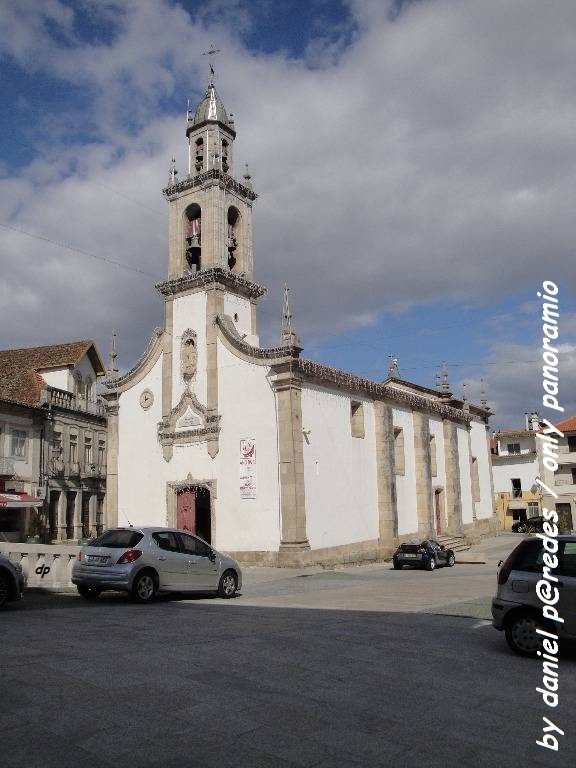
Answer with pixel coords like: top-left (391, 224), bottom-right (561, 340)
top-left (0, 0), bottom-right (575, 429)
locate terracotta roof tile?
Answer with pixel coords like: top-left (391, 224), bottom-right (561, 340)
top-left (0, 340), bottom-right (105, 406)
top-left (555, 415), bottom-right (576, 433)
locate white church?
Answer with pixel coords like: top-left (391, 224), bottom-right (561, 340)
top-left (103, 74), bottom-right (497, 566)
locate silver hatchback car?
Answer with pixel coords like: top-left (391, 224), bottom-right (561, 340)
top-left (72, 527), bottom-right (242, 603)
top-left (492, 535), bottom-right (576, 656)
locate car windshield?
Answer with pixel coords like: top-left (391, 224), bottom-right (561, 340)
top-left (89, 529), bottom-right (144, 549)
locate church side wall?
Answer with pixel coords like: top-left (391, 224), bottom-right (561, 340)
top-left (301, 385), bottom-right (378, 549)
top-left (223, 295), bottom-right (256, 343)
top-left (172, 292), bottom-right (207, 408)
top-left (457, 426), bottom-right (474, 525)
top-left (392, 406), bottom-right (418, 536)
top-left (216, 341), bottom-right (281, 551)
top-left (470, 420), bottom-right (494, 520)
top-left (117, 355), bottom-right (165, 526)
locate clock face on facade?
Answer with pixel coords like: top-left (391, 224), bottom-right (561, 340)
top-left (140, 389), bottom-right (154, 410)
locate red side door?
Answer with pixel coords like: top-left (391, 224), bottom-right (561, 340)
top-left (176, 489), bottom-right (196, 533)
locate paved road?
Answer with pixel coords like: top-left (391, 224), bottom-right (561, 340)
top-left (2, 589), bottom-right (575, 767)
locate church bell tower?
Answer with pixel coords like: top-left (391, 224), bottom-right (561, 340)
top-left (163, 74), bottom-right (257, 280)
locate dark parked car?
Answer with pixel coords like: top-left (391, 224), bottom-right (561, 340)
top-left (0, 553), bottom-right (26, 609)
top-left (492, 535), bottom-right (576, 656)
top-left (393, 540), bottom-right (455, 571)
top-left (511, 516), bottom-right (546, 534)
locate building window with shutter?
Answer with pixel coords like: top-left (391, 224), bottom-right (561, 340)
top-left (84, 436), bottom-right (93, 465)
top-left (98, 439), bottom-right (106, 467)
top-left (11, 429), bottom-right (27, 459)
top-left (69, 435), bottom-right (78, 463)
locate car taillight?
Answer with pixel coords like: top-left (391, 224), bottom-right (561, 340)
top-left (76, 551), bottom-right (84, 561)
top-left (497, 542), bottom-right (526, 585)
top-left (117, 549), bottom-right (142, 564)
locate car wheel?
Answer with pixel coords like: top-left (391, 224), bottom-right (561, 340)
top-left (131, 571), bottom-right (157, 603)
top-left (446, 553), bottom-right (456, 567)
top-left (505, 612), bottom-right (547, 657)
top-left (77, 585), bottom-right (101, 600)
top-left (0, 572), bottom-right (10, 609)
top-left (516, 524), bottom-right (526, 534)
top-left (218, 570), bottom-right (238, 599)
top-left (393, 561), bottom-right (403, 570)
top-left (426, 556), bottom-right (436, 571)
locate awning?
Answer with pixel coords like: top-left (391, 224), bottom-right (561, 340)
top-left (0, 493), bottom-right (43, 509)
top-left (507, 500), bottom-right (527, 510)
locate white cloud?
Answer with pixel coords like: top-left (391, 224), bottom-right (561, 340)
top-left (0, 0), bottom-right (574, 424)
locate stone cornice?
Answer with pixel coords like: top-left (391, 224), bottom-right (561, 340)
top-left (216, 314), bottom-right (301, 363)
top-left (156, 268), bottom-right (267, 301)
top-left (103, 328), bottom-right (164, 393)
top-left (162, 168), bottom-right (257, 202)
top-left (296, 358), bottom-right (473, 423)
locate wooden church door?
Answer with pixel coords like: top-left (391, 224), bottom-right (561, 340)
top-left (176, 488), bottom-right (196, 533)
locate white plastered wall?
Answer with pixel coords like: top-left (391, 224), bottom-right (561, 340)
top-left (117, 355), bottom-right (165, 527)
top-left (301, 385), bottom-right (378, 549)
top-left (470, 420), bottom-right (495, 520)
top-left (215, 342), bottom-right (280, 551)
top-left (171, 292), bottom-right (207, 408)
top-left (41, 367), bottom-right (71, 391)
top-left (457, 426), bottom-right (474, 525)
top-left (492, 456), bottom-right (539, 494)
top-left (223, 294), bottom-right (257, 344)
top-left (392, 406), bottom-right (418, 536)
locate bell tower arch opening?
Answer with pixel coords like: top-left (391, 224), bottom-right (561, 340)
top-left (184, 203), bottom-right (202, 272)
top-left (227, 205), bottom-right (240, 271)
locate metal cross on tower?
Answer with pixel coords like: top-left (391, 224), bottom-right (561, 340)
top-left (202, 45), bottom-right (221, 83)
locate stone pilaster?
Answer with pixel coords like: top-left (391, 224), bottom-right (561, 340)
top-left (272, 365), bottom-right (310, 565)
top-left (413, 411), bottom-right (434, 538)
top-left (374, 401), bottom-right (398, 551)
top-left (442, 419), bottom-right (463, 535)
top-left (104, 400), bottom-right (119, 529)
top-left (206, 285), bottom-right (224, 458)
top-left (74, 490), bottom-right (83, 540)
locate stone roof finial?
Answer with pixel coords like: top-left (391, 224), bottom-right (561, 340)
top-left (168, 157), bottom-right (178, 186)
top-left (480, 378), bottom-right (488, 407)
top-left (243, 163), bottom-right (252, 189)
top-left (441, 361), bottom-right (451, 393)
top-left (388, 355), bottom-right (399, 379)
top-left (462, 382), bottom-right (470, 412)
top-left (108, 332), bottom-right (118, 379)
top-left (281, 284), bottom-right (300, 347)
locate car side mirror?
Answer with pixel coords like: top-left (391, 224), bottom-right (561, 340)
top-left (208, 550), bottom-right (216, 562)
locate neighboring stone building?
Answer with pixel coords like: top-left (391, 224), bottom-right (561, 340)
top-left (491, 413), bottom-right (542, 530)
top-left (538, 415), bottom-right (576, 533)
top-left (104, 75), bottom-right (497, 566)
top-left (0, 341), bottom-right (107, 542)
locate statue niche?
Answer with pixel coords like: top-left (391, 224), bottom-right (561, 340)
top-left (181, 330), bottom-right (197, 382)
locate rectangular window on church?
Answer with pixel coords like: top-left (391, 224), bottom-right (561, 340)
top-left (472, 457), bottom-right (481, 502)
top-left (429, 435), bottom-right (437, 477)
top-left (394, 427), bottom-right (405, 475)
top-left (350, 401), bottom-right (365, 439)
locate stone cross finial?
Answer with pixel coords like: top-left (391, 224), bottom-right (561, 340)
top-left (480, 378), bottom-right (488, 407)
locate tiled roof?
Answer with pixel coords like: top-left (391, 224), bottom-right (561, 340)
top-left (555, 415), bottom-right (576, 433)
top-left (0, 340), bottom-right (105, 406)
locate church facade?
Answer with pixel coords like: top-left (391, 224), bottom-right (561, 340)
top-left (104, 79), bottom-right (497, 566)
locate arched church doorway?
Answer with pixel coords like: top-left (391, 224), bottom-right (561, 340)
top-left (176, 486), bottom-right (211, 544)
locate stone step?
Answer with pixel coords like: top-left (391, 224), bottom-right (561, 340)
top-left (436, 535), bottom-right (470, 552)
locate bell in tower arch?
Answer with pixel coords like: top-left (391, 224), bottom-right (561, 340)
top-left (185, 204), bottom-right (202, 272)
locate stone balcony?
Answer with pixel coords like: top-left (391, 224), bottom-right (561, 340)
top-left (0, 456), bottom-right (15, 477)
top-left (40, 386), bottom-right (106, 417)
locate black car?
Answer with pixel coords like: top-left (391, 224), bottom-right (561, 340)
top-left (511, 516), bottom-right (546, 534)
top-left (393, 540), bottom-right (455, 571)
top-left (0, 553), bottom-right (27, 609)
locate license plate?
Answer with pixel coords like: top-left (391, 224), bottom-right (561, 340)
top-left (87, 555), bottom-right (108, 564)
top-left (402, 553), bottom-right (418, 558)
